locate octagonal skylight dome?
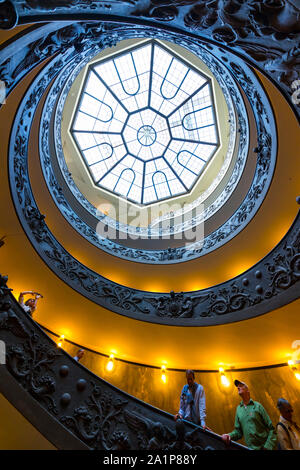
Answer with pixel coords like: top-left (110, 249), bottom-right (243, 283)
top-left (71, 40), bottom-right (220, 205)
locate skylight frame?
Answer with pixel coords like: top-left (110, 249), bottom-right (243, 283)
top-left (70, 39), bottom-right (220, 205)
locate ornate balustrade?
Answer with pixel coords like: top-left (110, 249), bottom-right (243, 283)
top-left (1, 1), bottom-right (299, 119)
top-left (0, 274), bottom-right (246, 450)
top-left (0, 0), bottom-right (298, 452)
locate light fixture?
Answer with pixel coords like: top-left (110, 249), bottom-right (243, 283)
top-left (161, 365), bottom-right (167, 384)
top-left (219, 367), bottom-right (230, 387)
top-left (287, 358), bottom-right (300, 381)
top-left (57, 335), bottom-right (65, 348)
top-left (106, 354), bottom-right (114, 372)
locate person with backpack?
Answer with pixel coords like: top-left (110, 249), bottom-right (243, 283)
top-left (277, 398), bottom-right (300, 450)
top-left (174, 369), bottom-right (207, 429)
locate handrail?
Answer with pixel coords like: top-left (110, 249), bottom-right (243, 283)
top-left (0, 274), bottom-right (247, 451)
top-left (38, 322), bottom-right (289, 373)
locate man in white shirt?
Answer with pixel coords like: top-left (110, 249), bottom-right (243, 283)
top-left (18, 290), bottom-right (43, 317)
top-left (277, 398), bottom-right (300, 450)
top-left (174, 370), bottom-right (207, 428)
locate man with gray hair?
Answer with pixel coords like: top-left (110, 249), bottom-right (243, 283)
top-left (277, 398), bottom-right (300, 450)
top-left (221, 379), bottom-right (276, 450)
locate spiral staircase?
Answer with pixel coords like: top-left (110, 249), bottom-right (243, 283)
top-left (0, 0), bottom-right (299, 450)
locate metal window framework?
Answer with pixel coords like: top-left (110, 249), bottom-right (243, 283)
top-left (71, 39), bottom-right (220, 205)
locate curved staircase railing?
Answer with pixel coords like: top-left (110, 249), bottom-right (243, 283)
top-left (0, 275), bottom-right (247, 451)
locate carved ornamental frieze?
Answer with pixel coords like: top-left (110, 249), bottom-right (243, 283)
top-left (0, 1), bottom-right (299, 118)
top-left (0, 275), bottom-right (246, 450)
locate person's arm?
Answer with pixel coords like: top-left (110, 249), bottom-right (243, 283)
top-left (198, 385), bottom-right (206, 427)
top-left (19, 291), bottom-right (38, 303)
top-left (31, 293), bottom-right (43, 311)
top-left (228, 409), bottom-right (243, 442)
top-left (277, 424), bottom-right (293, 450)
top-left (178, 387), bottom-right (186, 419)
top-left (19, 291), bottom-right (35, 296)
top-left (19, 291), bottom-right (31, 303)
top-left (259, 404), bottom-right (277, 450)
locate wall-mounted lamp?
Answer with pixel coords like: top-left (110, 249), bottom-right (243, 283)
top-left (219, 367), bottom-right (230, 387)
top-left (161, 365), bottom-right (167, 383)
top-left (288, 359), bottom-right (300, 381)
top-left (57, 335), bottom-right (65, 348)
top-left (106, 354), bottom-right (114, 372)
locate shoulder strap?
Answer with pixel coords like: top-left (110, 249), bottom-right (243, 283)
top-left (277, 422), bottom-right (289, 434)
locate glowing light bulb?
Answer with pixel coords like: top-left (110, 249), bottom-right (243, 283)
top-left (288, 359), bottom-right (294, 367)
top-left (295, 372), bottom-right (300, 381)
top-left (219, 367), bottom-right (230, 387)
top-left (220, 373), bottom-right (230, 387)
top-left (161, 365), bottom-right (167, 383)
top-left (57, 335), bottom-right (65, 348)
top-left (106, 354), bottom-right (114, 372)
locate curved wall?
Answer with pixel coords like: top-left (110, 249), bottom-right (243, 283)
top-left (0, 392), bottom-right (56, 450)
top-left (24, 73), bottom-right (297, 291)
top-left (49, 334), bottom-right (300, 446)
top-left (0, 20), bottom-right (299, 369)
top-left (1, 4), bottom-right (299, 450)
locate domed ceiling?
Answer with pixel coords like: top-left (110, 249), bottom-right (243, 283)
top-left (58, 36), bottom-right (239, 249)
top-left (0, 0), bottom-right (299, 369)
top-left (71, 39), bottom-right (220, 206)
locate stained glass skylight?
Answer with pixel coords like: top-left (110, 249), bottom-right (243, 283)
top-left (71, 40), bottom-right (220, 205)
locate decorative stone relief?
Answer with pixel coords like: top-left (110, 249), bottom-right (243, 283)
top-left (0, 0), bottom-right (18, 29)
top-left (0, 275), bottom-right (244, 450)
top-left (146, 291), bottom-right (208, 319)
top-left (0, 0), bottom-right (297, 114)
